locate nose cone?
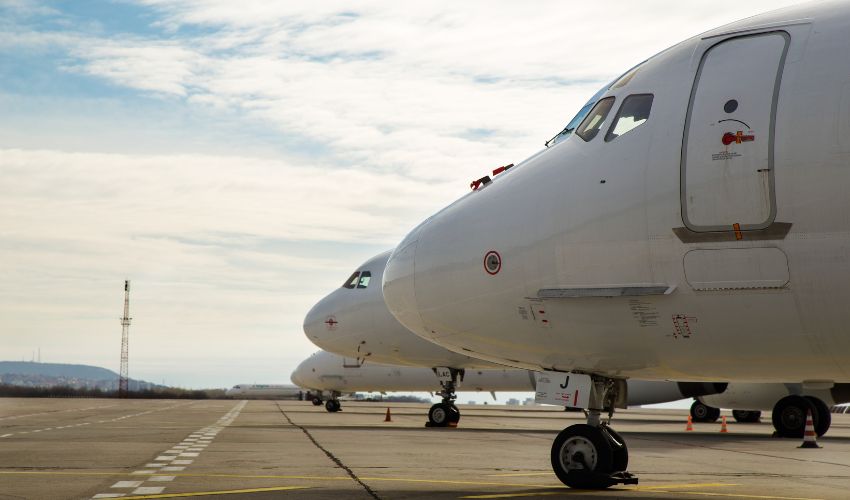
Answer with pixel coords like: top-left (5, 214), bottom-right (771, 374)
top-left (383, 226), bottom-right (427, 337)
top-left (290, 367), bottom-right (305, 388)
top-left (290, 357), bottom-right (313, 388)
top-left (303, 295), bottom-right (335, 350)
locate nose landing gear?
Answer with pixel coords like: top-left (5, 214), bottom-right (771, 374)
top-left (324, 391), bottom-right (342, 413)
top-left (550, 376), bottom-right (637, 489)
top-left (426, 367), bottom-right (463, 427)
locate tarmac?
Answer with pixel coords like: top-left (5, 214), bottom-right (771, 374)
top-left (1, 398), bottom-right (849, 499)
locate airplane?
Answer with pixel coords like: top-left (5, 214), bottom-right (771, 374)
top-left (225, 383), bottom-right (306, 399)
top-left (291, 350), bottom-right (704, 414)
top-left (304, 251), bottom-right (728, 424)
top-left (382, 2), bottom-right (850, 488)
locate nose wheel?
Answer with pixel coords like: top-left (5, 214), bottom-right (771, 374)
top-left (426, 367), bottom-right (463, 427)
top-left (428, 402), bottom-right (460, 427)
top-left (550, 375), bottom-right (637, 489)
top-left (324, 392), bottom-right (342, 413)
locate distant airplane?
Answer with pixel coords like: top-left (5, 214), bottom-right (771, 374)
top-left (382, 3), bottom-right (850, 488)
top-left (291, 350), bottom-right (699, 416)
top-left (225, 383), bottom-right (304, 399)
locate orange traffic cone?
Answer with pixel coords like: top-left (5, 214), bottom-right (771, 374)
top-left (685, 415), bottom-right (694, 431)
top-left (799, 409), bottom-right (821, 448)
top-left (720, 415), bottom-right (728, 433)
top-left (384, 407), bottom-right (392, 422)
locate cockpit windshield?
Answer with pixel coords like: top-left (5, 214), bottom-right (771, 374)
top-left (545, 85), bottom-right (609, 147)
top-left (342, 271), bottom-right (359, 289)
top-left (544, 60), bottom-right (647, 148)
top-left (357, 271), bottom-right (371, 288)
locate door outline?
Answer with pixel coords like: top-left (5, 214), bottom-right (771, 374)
top-left (680, 31), bottom-right (790, 233)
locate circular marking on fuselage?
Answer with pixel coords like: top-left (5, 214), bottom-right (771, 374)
top-left (484, 250), bottom-right (502, 275)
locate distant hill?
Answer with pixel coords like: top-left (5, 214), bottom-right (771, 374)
top-left (0, 361), bottom-right (161, 391)
top-left (0, 361), bottom-right (118, 380)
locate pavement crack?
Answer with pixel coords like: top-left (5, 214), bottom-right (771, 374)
top-left (276, 403), bottom-right (382, 500)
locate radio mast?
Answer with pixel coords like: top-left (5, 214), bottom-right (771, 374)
top-left (118, 280), bottom-right (132, 397)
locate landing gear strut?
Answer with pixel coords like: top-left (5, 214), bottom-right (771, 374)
top-left (324, 391), bottom-right (342, 413)
top-left (426, 368), bottom-right (462, 427)
top-left (550, 375), bottom-right (637, 489)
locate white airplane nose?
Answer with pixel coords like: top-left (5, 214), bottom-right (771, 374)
top-left (302, 299), bottom-right (330, 345)
top-left (383, 226), bottom-right (427, 337)
top-left (289, 368), bottom-right (305, 388)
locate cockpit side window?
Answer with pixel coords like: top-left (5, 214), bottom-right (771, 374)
top-left (575, 97), bottom-right (616, 142)
top-left (605, 94), bottom-right (653, 142)
top-left (343, 271), bottom-right (360, 289)
top-left (357, 271), bottom-right (371, 288)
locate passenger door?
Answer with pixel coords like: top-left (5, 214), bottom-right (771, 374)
top-left (681, 32), bottom-right (789, 232)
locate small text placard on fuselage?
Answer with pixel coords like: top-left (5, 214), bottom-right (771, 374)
top-left (534, 371), bottom-right (591, 408)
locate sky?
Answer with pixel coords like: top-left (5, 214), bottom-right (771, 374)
top-left (0, 0), bottom-right (809, 389)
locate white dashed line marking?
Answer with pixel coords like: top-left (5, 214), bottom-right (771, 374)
top-left (131, 487), bottom-right (165, 494)
top-left (112, 481), bottom-right (144, 488)
top-left (89, 401), bottom-right (247, 500)
top-left (148, 476), bottom-right (175, 482)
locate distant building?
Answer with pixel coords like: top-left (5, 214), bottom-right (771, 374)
top-left (506, 398), bottom-right (520, 405)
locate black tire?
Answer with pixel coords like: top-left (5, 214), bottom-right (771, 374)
top-left (551, 424), bottom-right (614, 489)
top-left (602, 426), bottom-right (628, 472)
top-left (428, 403), bottom-right (451, 426)
top-left (312, 397), bottom-right (323, 406)
top-left (448, 404), bottom-right (461, 423)
top-left (732, 410), bottom-right (761, 423)
top-left (772, 395), bottom-right (815, 438)
top-left (325, 399), bottom-right (341, 413)
top-left (804, 396), bottom-right (831, 437)
top-left (691, 400), bottom-right (720, 423)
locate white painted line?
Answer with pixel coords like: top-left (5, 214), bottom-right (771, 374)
top-left (160, 466), bottom-right (185, 472)
top-left (178, 452), bottom-right (199, 457)
top-left (173, 445), bottom-right (189, 449)
top-left (186, 448), bottom-right (204, 452)
top-left (155, 455), bottom-right (175, 461)
top-left (163, 450), bottom-right (181, 454)
top-left (131, 487), bottom-right (165, 494)
top-left (1, 434), bottom-right (12, 438)
top-left (148, 476), bottom-right (175, 482)
top-left (131, 470), bottom-right (157, 475)
top-left (111, 481), bottom-right (143, 488)
top-left (145, 463), bottom-right (164, 467)
top-left (171, 460), bottom-right (193, 465)
top-left (92, 493), bottom-right (126, 498)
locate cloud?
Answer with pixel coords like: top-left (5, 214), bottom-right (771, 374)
top-left (0, 0), bottom-right (811, 386)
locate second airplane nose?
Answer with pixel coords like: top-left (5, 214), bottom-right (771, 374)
top-left (302, 300), bottom-right (330, 345)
